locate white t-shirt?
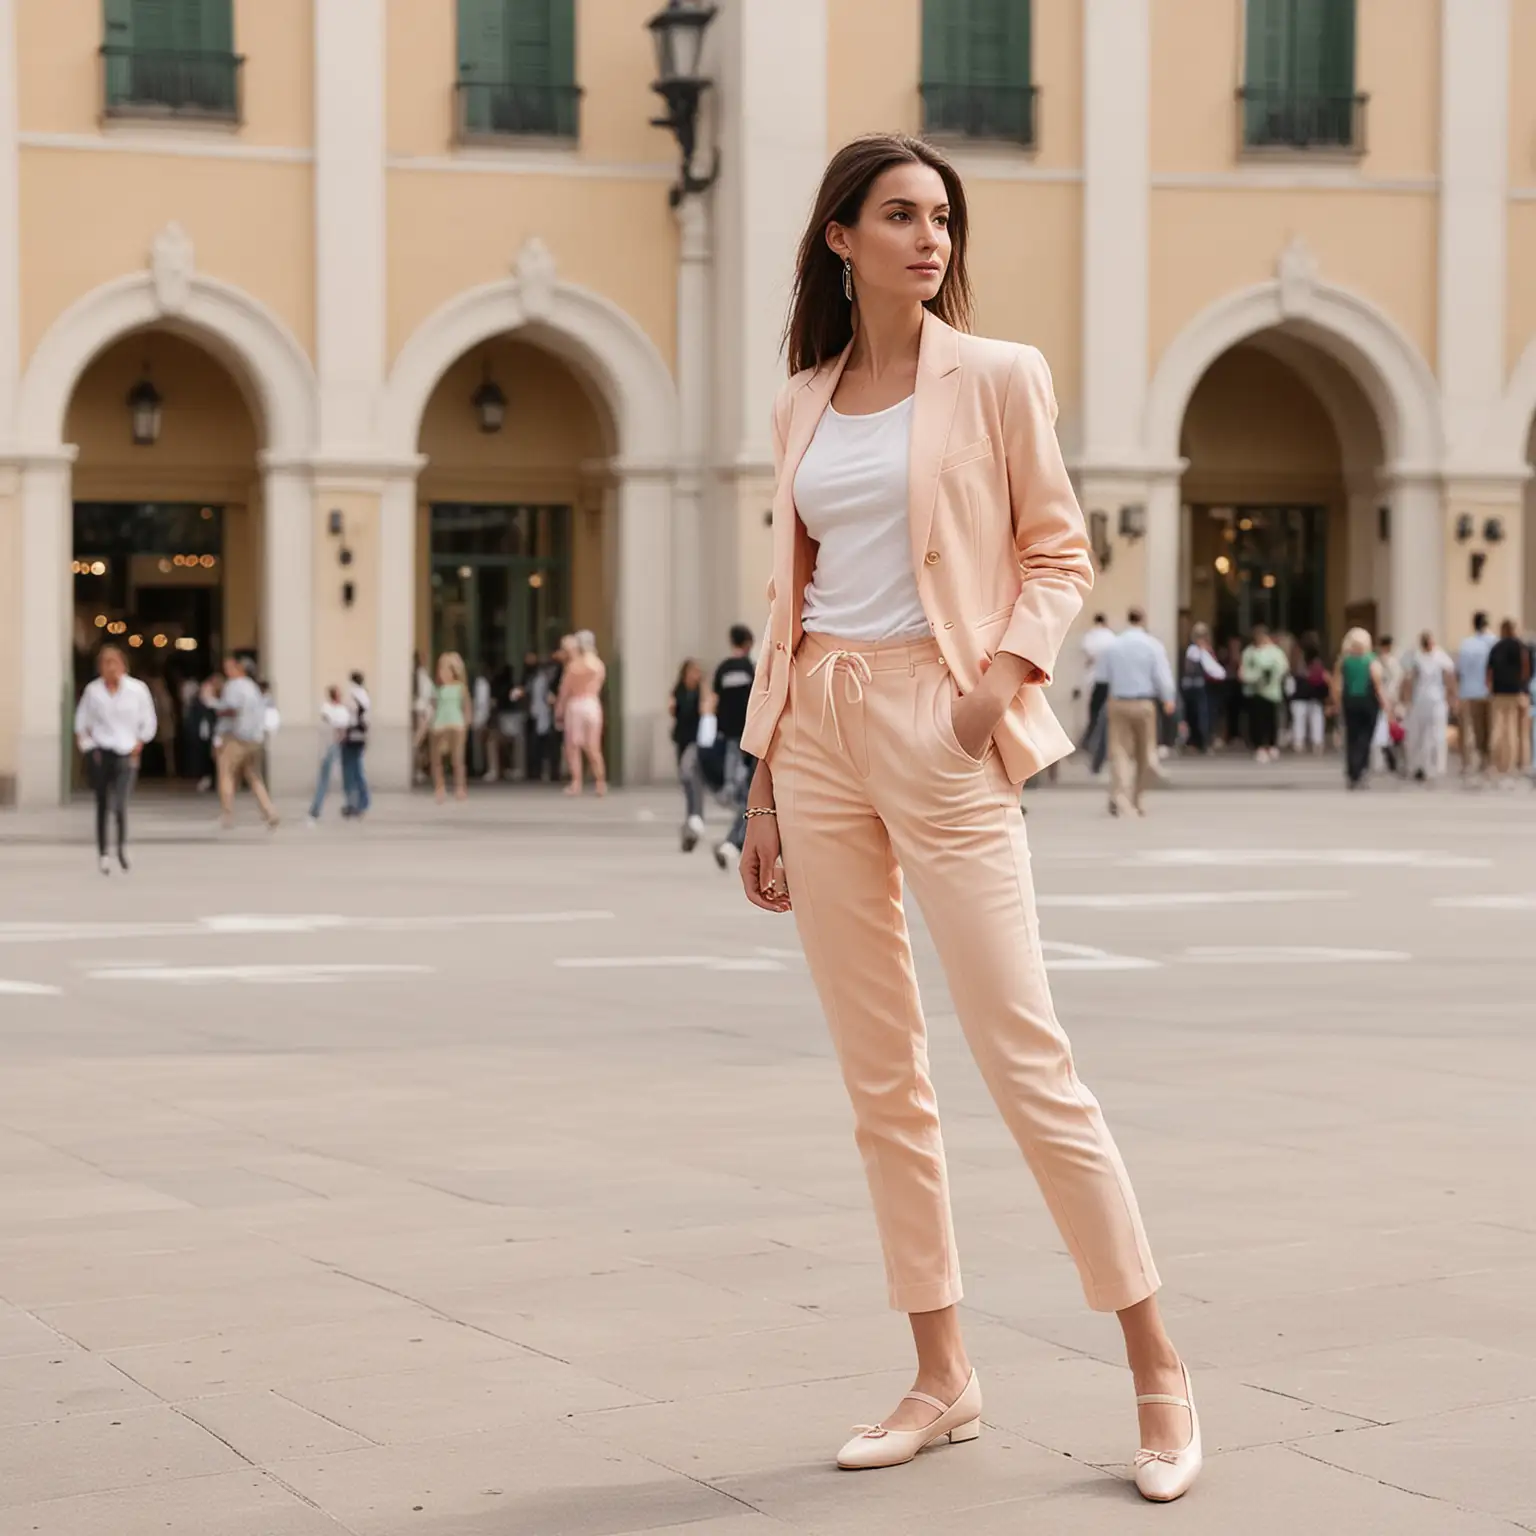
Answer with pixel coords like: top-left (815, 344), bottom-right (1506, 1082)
top-left (74, 676), bottom-right (157, 755)
top-left (1404, 647), bottom-right (1454, 704)
top-left (793, 396), bottom-right (929, 643)
top-left (1082, 624), bottom-right (1115, 680)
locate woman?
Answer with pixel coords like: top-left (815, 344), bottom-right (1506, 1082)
top-left (734, 135), bottom-right (1197, 1502)
top-left (74, 643), bottom-right (156, 874)
top-left (670, 659), bottom-right (707, 852)
top-left (430, 652), bottom-right (471, 803)
top-left (1332, 627), bottom-right (1388, 788)
top-left (1289, 639), bottom-right (1329, 755)
top-left (1240, 624), bottom-right (1288, 762)
top-left (556, 630), bottom-right (607, 797)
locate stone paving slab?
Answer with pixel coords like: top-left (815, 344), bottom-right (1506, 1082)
top-left (0, 787), bottom-right (1534, 1533)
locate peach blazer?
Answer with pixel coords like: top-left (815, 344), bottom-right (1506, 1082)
top-left (741, 310), bottom-right (1094, 785)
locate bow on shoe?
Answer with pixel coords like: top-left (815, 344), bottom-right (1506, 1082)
top-left (1134, 1447), bottom-right (1183, 1467)
top-left (850, 1424), bottom-right (889, 1439)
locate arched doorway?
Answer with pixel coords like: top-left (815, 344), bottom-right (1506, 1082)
top-left (66, 330), bottom-right (262, 786)
top-left (1179, 336), bottom-right (1386, 659)
top-left (415, 334), bottom-right (614, 780)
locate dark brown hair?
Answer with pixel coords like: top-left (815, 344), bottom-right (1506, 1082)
top-left (783, 134), bottom-right (974, 375)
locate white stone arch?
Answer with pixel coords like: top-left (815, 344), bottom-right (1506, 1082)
top-left (1493, 336), bottom-right (1536, 470)
top-left (18, 258), bottom-right (317, 455)
top-left (380, 250), bottom-right (679, 466)
top-left (1144, 263), bottom-right (1443, 475)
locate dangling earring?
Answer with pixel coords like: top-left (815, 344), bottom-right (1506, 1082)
top-left (843, 257), bottom-right (854, 302)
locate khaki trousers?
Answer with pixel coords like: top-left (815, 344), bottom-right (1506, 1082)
top-left (769, 633), bottom-right (1160, 1315)
top-left (1489, 695), bottom-right (1525, 776)
top-left (1460, 698), bottom-right (1491, 774)
top-left (1107, 699), bottom-right (1158, 813)
top-left (217, 737), bottom-right (276, 823)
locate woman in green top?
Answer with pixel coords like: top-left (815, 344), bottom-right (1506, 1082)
top-left (430, 651), bottom-right (471, 803)
top-left (1331, 628), bottom-right (1388, 788)
top-left (1239, 624), bottom-right (1290, 763)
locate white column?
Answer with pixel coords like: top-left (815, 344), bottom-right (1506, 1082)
top-left (1082, 0), bottom-right (1151, 463)
top-left (373, 472), bottom-right (419, 790)
top-left (671, 194), bottom-right (711, 666)
top-left (616, 468), bottom-right (674, 784)
top-left (710, 0), bottom-right (828, 645)
top-left (1344, 474), bottom-right (1380, 606)
top-left (1387, 475), bottom-right (1444, 645)
top-left (1144, 471), bottom-right (1181, 660)
top-left (0, 0), bottom-right (20, 442)
top-left (16, 454), bottom-right (75, 807)
top-left (314, 0), bottom-right (386, 455)
top-left (1439, 0), bottom-right (1509, 471)
top-left (259, 463), bottom-right (315, 795)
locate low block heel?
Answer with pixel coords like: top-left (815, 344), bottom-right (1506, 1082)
top-left (948, 1418), bottom-right (981, 1443)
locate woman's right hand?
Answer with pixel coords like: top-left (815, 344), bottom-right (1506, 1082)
top-left (740, 811), bottom-right (791, 914)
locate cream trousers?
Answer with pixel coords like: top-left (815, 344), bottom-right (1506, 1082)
top-left (769, 633), bottom-right (1160, 1315)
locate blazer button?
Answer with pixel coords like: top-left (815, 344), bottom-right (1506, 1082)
top-left (943, 621), bottom-right (954, 630)
top-left (925, 550), bottom-right (940, 565)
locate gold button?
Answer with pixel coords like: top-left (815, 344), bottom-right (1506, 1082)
top-left (775, 642), bottom-right (785, 651)
top-left (943, 621), bottom-right (954, 630)
top-left (925, 550), bottom-right (940, 565)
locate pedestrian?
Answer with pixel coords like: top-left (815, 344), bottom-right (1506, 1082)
top-left (430, 652), bottom-right (471, 803)
top-left (1179, 622), bottom-right (1224, 753)
top-left (1486, 618), bottom-right (1532, 785)
top-left (305, 685), bottom-right (351, 824)
top-left (470, 663), bottom-right (493, 779)
top-left (1399, 631), bottom-right (1455, 782)
top-left (1103, 608), bottom-right (1177, 817)
top-left (735, 135), bottom-right (1194, 1498)
top-left (555, 631), bottom-right (608, 797)
top-left (1332, 628), bottom-right (1387, 789)
top-left (489, 655), bottom-right (517, 781)
top-left (74, 642), bottom-right (156, 874)
top-left (1219, 635), bottom-right (1246, 748)
top-left (188, 672), bottom-right (221, 791)
top-left (1455, 611), bottom-right (1496, 779)
top-left (711, 624), bottom-right (758, 870)
top-left (1288, 638), bottom-right (1328, 754)
top-left (1240, 624), bottom-right (1288, 762)
top-left (411, 652), bottom-right (434, 785)
top-left (215, 655), bottom-right (279, 829)
top-left (341, 671), bottom-right (371, 817)
top-left (670, 658), bottom-right (706, 852)
top-left (525, 651), bottom-right (557, 782)
top-left (1079, 612), bottom-right (1114, 760)
top-left (1373, 634), bottom-right (1406, 773)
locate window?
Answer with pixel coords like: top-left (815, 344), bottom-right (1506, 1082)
top-left (102, 0), bottom-right (241, 122)
top-left (1240, 0), bottom-right (1362, 151)
top-left (457, 0), bottom-right (579, 142)
top-left (921, 0), bottom-right (1035, 148)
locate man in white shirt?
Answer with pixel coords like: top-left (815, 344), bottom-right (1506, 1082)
top-left (1179, 622), bottom-right (1226, 754)
top-left (1401, 630), bottom-right (1458, 781)
top-left (307, 685), bottom-right (353, 824)
top-left (1103, 609), bottom-right (1176, 818)
top-left (74, 644), bottom-right (157, 874)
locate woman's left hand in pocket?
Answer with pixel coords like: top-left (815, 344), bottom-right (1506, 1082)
top-left (951, 682), bottom-right (1008, 761)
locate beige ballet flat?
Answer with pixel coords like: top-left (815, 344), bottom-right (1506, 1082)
top-left (835, 1370), bottom-right (982, 1471)
top-left (1133, 1361), bottom-right (1202, 1503)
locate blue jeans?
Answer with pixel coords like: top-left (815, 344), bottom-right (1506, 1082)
top-left (723, 738), bottom-right (753, 849)
top-left (309, 743), bottom-right (340, 819)
top-left (341, 742), bottom-right (370, 815)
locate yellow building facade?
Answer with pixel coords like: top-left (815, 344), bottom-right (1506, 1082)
top-left (1, 0), bottom-right (1533, 804)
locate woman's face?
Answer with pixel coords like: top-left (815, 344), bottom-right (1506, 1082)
top-left (827, 162), bottom-right (951, 309)
top-left (683, 662), bottom-right (701, 690)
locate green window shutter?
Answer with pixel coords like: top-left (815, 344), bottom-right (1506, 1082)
top-left (1244, 0), bottom-right (1290, 141)
top-left (1318, 0), bottom-right (1355, 98)
top-left (921, 0), bottom-right (958, 88)
top-left (922, 0), bottom-right (1032, 142)
top-left (103, 0), bottom-right (133, 103)
top-left (546, 0), bottom-right (576, 135)
top-left (458, 0), bottom-right (508, 131)
top-left (197, 0), bottom-right (234, 55)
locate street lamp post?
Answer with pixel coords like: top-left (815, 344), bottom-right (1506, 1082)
top-left (647, 0), bottom-right (719, 208)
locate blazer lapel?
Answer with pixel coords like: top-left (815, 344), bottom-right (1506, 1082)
top-left (908, 311), bottom-right (962, 577)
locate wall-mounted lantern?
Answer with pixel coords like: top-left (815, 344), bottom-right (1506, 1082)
top-left (127, 371), bottom-right (163, 446)
top-left (1118, 504), bottom-right (1146, 542)
top-left (1454, 512), bottom-right (1476, 543)
top-left (647, 0), bottom-right (720, 206)
top-left (1088, 509), bottom-right (1112, 569)
top-left (1483, 516), bottom-right (1506, 544)
top-left (472, 370), bottom-right (507, 434)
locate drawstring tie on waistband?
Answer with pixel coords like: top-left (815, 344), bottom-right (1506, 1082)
top-left (806, 649), bottom-right (874, 753)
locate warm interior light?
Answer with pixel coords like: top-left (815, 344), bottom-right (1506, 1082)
top-left (152, 633), bottom-right (168, 647)
top-left (158, 558), bottom-right (172, 574)
top-left (1214, 555), bottom-right (1232, 575)
top-left (94, 614), bottom-right (107, 628)
top-left (128, 634), bottom-right (143, 648)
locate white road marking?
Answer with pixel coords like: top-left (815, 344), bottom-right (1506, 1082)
top-left (1041, 941), bottom-right (1161, 972)
top-left (85, 963), bottom-right (434, 986)
top-left (1183, 946), bottom-right (1409, 964)
top-left (1434, 894), bottom-right (1536, 910)
top-left (555, 956), bottom-right (786, 972)
top-left (1130, 850), bottom-right (1488, 870)
top-left (0, 911), bottom-right (614, 946)
top-left (0, 979), bottom-right (61, 995)
top-left (1038, 890), bottom-right (1346, 910)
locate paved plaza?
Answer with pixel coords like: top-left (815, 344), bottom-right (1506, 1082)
top-left (0, 769), bottom-right (1534, 1535)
